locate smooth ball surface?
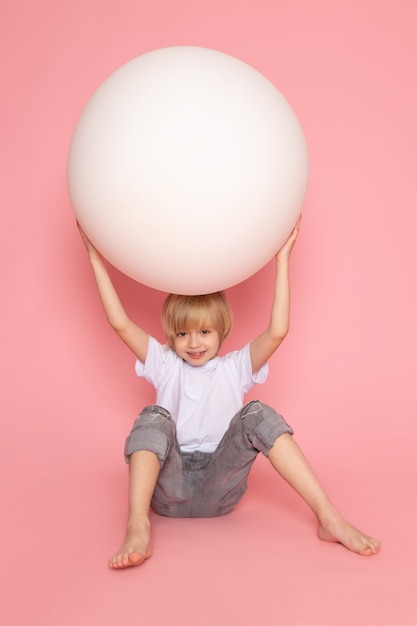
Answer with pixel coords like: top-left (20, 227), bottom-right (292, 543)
top-left (68, 46), bottom-right (309, 294)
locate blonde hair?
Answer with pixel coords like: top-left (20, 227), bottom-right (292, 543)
top-left (161, 292), bottom-right (233, 349)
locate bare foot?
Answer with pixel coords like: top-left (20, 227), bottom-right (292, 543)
top-left (109, 519), bottom-right (152, 569)
top-left (318, 510), bottom-right (381, 556)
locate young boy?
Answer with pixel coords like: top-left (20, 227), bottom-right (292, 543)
top-left (78, 219), bottom-right (380, 569)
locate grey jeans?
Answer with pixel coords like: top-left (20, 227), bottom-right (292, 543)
top-left (124, 400), bottom-right (294, 518)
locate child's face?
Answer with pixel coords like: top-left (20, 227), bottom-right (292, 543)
top-left (173, 327), bottom-right (220, 366)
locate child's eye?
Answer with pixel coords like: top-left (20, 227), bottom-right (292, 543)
top-left (201, 329), bottom-right (210, 335)
top-left (176, 332), bottom-right (187, 337)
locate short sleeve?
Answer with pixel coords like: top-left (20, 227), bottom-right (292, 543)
top-left (134, 336), bottom-right (175, 387)
top-left (226, 342), bottom-right (268, 394)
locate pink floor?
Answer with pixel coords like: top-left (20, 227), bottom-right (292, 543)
top-left (3, 437), bottom-right (417, 625)
top-left (2, 1), bottom-right (417, 624)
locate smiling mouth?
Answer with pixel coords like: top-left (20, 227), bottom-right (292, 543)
top-left (187, 352), bottom-right (205, 358)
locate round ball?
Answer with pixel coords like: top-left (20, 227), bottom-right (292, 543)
top-left (68, 46), bottom-right (309, 294)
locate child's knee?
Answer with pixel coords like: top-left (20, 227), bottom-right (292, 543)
top-left (135, 405), bottom-right (175, 432)
top-left (124, 405), bottom-right (176, 465)
top-left (239, 401), bottom-right (294, 456)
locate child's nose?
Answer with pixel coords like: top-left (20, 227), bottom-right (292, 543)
top-left (189, 333), bottom-right (200, 346)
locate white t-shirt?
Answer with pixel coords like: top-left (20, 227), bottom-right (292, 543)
top-left (135, 336), bottom-right (268, 453)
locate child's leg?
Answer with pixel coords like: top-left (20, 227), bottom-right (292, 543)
top-left (268, 433), bottom-right (381, 556)
top-left (109, 450), bottom-right (159, 569)
top-left (191, 401), bottom-right (294, 516)
top-left (110, 405), bottom-right (182, 569)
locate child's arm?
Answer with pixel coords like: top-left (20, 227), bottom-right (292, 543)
top-left (249, 216), bottom-right (301, 373)
top-left (78, 224), bottom-right (149, 363)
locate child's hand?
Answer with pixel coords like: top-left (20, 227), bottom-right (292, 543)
top-left (77, 221), bottom-right (101, 258)
top-left (275, 215), bottom-right (301, 261)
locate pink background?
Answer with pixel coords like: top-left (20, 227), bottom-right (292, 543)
top-left (1, 1), bottom-right (416, 624)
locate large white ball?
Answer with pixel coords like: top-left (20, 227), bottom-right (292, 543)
top-left (68, 46), bottom-right (309, 294)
